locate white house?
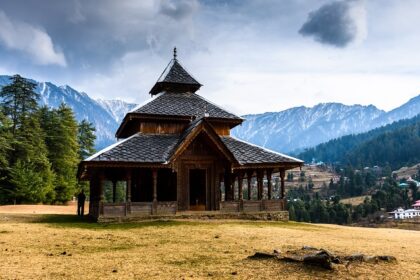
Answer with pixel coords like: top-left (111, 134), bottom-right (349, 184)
top-left (389, 207), bottom-right (420, 220)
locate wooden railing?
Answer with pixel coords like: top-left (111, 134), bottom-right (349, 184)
top-left (97, 201), bottom-right (178, 217)
top-left (220, 199), bottom-right (286, 213)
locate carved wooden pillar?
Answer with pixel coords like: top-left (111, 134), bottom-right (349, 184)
top-left (152, 169), bottom-right (158, 214)
top-left (246, 170), bottom-right (253, 200)
top-left (112, 180), bottom-right (117, 203)
top-left (280, 169), bottom-right (286, 199)
top-left (257, 170), bottom-right (263, 200)
top-left (267, 169), bottom-right (273, 200)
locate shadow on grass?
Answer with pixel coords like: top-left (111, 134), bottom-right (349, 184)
top-left (32, 214), bottom-right (191, 230)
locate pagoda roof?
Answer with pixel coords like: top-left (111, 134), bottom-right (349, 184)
top-left (81, 118), bottom-right (303, 174)
top-left (150, 59), bottom-right (202, 95)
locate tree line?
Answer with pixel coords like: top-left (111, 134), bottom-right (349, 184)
top-left (0, 75), bottom-right (96, 204)
top-left (298, 114), bottom-right (420, 170)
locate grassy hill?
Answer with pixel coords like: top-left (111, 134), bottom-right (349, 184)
top-left (298, 114), bottom-right (420, 169)
top-left (1, 214), bottom-right (419, 279)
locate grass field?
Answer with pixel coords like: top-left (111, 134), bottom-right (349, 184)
top-left (1, 214), bottom-right (419, 279)
top-left (340, 195), bottom-right (371, 206)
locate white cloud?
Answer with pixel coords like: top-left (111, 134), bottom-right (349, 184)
top-left (0, 10), bottom-right (66, 66)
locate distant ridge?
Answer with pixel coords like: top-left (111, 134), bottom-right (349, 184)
top-left (232, 95), bottom-right (420, 152)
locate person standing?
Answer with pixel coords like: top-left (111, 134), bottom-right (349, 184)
top-left (77, 190), bottom-right (86, 216)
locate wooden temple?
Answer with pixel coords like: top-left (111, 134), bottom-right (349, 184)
top-left (78, 49), bottom-right (304, 219)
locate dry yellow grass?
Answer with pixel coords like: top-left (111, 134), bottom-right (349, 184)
top-left (340, 195), bottom-right (371, 206)
top-left (0, 214), bottom-right (419, 280)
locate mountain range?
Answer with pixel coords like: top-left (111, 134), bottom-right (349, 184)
top-left (231, 95), bottom-right (420, 153)
top-left (0, 75), bottom-right (419, 153)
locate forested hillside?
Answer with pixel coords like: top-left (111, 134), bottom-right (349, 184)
top-left (298, 115), bottom-right (420, 169)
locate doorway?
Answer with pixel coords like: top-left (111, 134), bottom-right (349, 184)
top-left (189, 169), bottom-right (206, 210)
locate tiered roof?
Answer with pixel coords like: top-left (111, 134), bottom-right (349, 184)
top-left (85, 118), bottom-right (303, 168)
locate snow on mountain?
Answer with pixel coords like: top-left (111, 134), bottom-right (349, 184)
top-left (373, 94), bottom-right (420, 126)
top-left (0, 75), bottom-right (134, 149)
top-left (232, 95), bottom-right (420, 153)
top-left (96, 99), bottom-right (137, 123)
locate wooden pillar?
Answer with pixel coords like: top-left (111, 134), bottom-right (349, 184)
top-left (232, 174), bottom-right (237, 200)
top-left (280, 169), bottom-right (286, 199)
top-left (257, 170), bottom-right (263, 200)
top-left (238, 172), bottom-right (244, 211)
top-left (112, 180), bottom-right (117, 203)
top-left (126, 169), bottom-right (132, 216)
top-left (246, 170), bottom-right (253, 200)
top-left (99, 171), bottom-right (105, 215)
top-left (152, 169), bottom-right (158, 214)
top-left (238, 173), bottom-right (244, 201)
top-left (224, 171), bottom-right (232, 201)
top-left (267, 169), bottom-right (273, 200)
top-left (126, 169), bottom-right (132, 202)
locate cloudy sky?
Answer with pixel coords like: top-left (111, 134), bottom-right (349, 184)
top-left (0, 0), bottom-right (419, 115)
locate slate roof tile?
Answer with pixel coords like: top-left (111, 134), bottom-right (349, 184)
top-left (87, 133), bottom-right (180, 163)
top-left (158, 60), bottom-right (201, 85)
top-left (221, 136), bottom-right (303, 165)
top-left (132, 92), bottom-right (242, 120)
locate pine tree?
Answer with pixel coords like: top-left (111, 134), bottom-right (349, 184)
top-left (40, 104), bottom-right (80, 203)
top-left (0, 111), bottom-right (13, 203)
top-left (77, 119), bottom-right (96, 160)
top-left (0, 75), bottom-right (38, 135)
top-left (10, 114), bottom-right (55, 203)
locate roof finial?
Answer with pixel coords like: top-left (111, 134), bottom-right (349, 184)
top-left (173, 47), bottom-right (177, 60)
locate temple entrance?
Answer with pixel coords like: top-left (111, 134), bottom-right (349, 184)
top-left (189, 169), bottom-right (206, 210)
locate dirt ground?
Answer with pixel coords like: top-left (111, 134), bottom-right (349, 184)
top-left (0, 213), bottom-right (419, 279)
top-left (0, 203), bottom-right (89, 215)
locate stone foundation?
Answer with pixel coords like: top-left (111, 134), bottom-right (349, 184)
top-left (97, 211), bottom-right (289, 223)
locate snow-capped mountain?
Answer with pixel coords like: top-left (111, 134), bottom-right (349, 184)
top-left (0, 75), bottom-right (135, 149)
top-left (96, 99), bottom-right (137, 123)
top-left (372, 95), bottom-right (420, 127)
top-left (232, 96), bottom-right (420, 153)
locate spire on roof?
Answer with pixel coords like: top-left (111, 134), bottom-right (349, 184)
top-left (149, 49), bottom-right (202, 95)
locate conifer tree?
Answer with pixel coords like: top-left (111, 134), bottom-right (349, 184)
top-left (0, 111), bottom-right (13, 203)
top-left (77, 119), bottom-right (96, 160)
top-left (40, 104), bottom-right (79, 203)
top-left (0, 75), bottom-right (38, 135)
top-left (10, 113), bottom-right (55, 203)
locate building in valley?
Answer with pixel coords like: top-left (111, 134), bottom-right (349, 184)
top-left (77, 50), bottom-right (304, 220)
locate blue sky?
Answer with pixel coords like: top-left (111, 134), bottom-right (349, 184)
top-left (0, 0), bottom-right (419, 114)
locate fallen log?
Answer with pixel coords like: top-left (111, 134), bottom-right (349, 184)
top-left (248, 247), bottom-right (397, 270)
